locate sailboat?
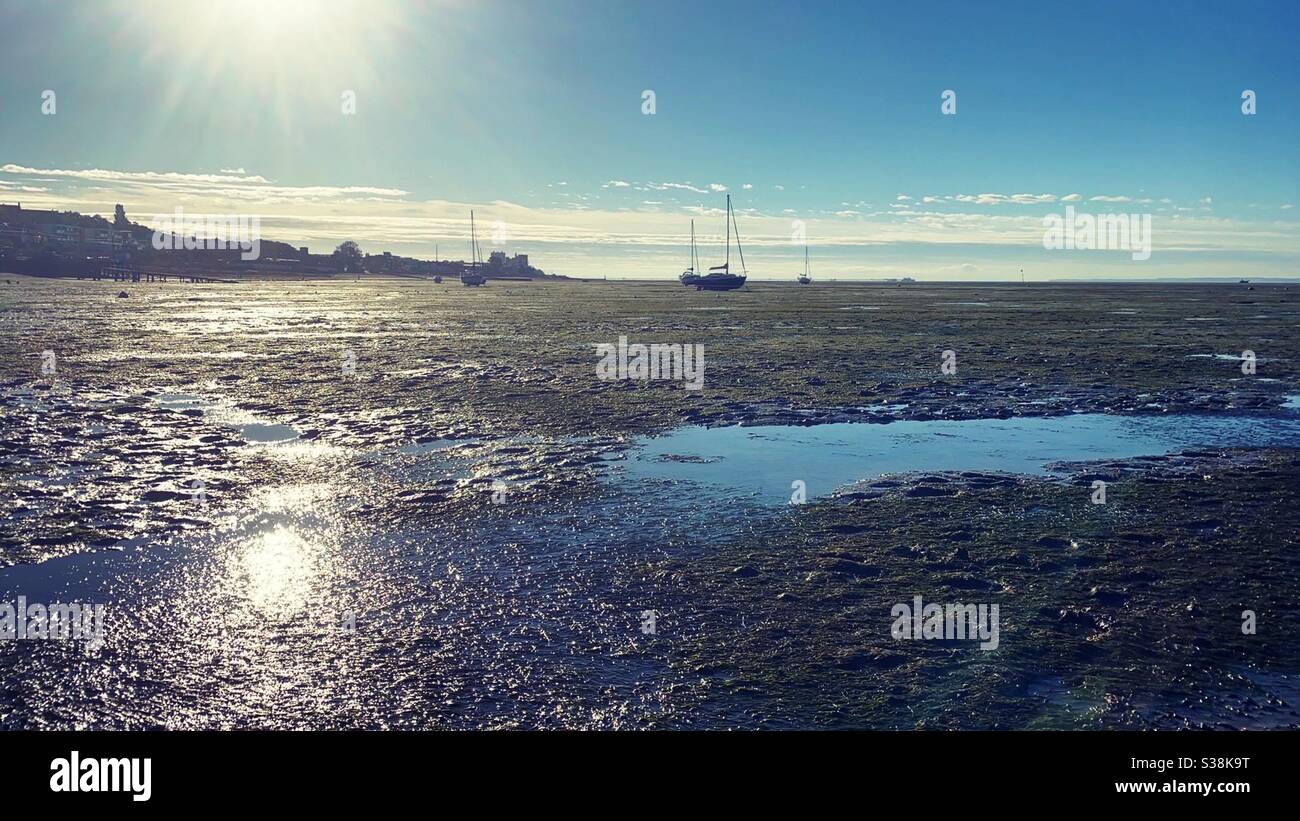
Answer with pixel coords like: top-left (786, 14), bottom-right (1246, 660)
top-left (679, 219), bottom-right (701, 287)
top-left (797, 241), bottom-right (812, 285)
top-left (695, 194), bottom-right (747, 291)
top-left (461, 211), bottom-right (487, 287)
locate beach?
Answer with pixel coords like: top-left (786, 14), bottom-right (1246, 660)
top-left (2, 275), bottom-right (1299, 728)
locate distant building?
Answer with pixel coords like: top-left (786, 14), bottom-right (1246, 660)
top-left (1, 202), bottom-right (553, 279)
top-left (0, 203), bottom-right (63, 223)
top-left (2, 203), bottom-right (119, 251)
top-left (486, 251), bottom-right (535, 274)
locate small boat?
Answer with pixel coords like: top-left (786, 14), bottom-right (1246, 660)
top-left (461, 211), bottom-right (487, 287)
top-left (797, 240), bottom-right (812, 285)
top-left (678, 219), bottom-right (701, 287)
top-left (695, 194), bottom-right (747, 291)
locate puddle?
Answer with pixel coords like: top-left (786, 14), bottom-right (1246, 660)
top-left (624, 412), bottom-right (1300, 504)
top-left (392, 438), bottom-right (478, 455)
top-left (154, 392), bottom-right (299, 443)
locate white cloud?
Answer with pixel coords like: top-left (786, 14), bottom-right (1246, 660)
top-left (950, 192), bottom-right (1057, 206)
top-left (2, 163), bottom-right (271, 185)
top-left (646, 181), bottom-right (710, 194)
top-left (0, 180), bottom-right (49, 192)
top-left (0, 163), bottom-right (405, 201)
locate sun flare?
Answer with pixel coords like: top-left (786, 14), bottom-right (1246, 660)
top-left (109, 0), bottom-right (404, 87)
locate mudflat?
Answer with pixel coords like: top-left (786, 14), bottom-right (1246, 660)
top-left (1, 275), bottom-right (1298, 728)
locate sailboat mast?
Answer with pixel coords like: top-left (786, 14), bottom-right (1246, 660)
top-left (732, 196), bottom-right (746, 275)
top-left (725, 194), bottom-right (731, 269)
top-left (470, 211), bottom-right (476, 267)
top-left (690, 219), bottom-right (696, 271)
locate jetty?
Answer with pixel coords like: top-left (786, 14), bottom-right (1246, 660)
top-left (94, 266), bottom-right (236, 284)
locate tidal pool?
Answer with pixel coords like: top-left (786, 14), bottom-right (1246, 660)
top-left (624, 410), bottom-right (1300, 504)
top-left (154, 392), bottom-right (300, 443)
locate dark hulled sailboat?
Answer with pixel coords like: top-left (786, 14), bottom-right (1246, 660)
top-left (694, 194), bottom-right (747, 291)
top-left (798, 240), bottom-right (812, 285)
top-left (679, 219), bottom-right (702, 287)
top-left (461, 210), bottom-right (487, 287)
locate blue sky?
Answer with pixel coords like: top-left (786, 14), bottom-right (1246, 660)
top-left (1, 0), bottom-right (1297, 279)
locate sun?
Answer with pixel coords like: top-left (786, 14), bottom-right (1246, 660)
top-left (109, 0), bottom-right (404, 85)
top-left (224, 0), bottom-right (324, 39)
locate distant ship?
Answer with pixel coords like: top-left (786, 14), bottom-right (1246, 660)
top-left (679, 219), bottom-right (701, 287)
top-left (797, 240), bottom-right (812, 285)
top-left (693, 194), bottom-right (747, 291)
top-left (461, 210), bottom-right (487, 287)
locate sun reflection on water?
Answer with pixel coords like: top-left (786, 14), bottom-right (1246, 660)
top-left (234, 525), bottom-right (318, 613)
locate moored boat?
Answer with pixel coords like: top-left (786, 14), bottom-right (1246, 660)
top-left (461, 211), bottom-right (487, 286)
top-left (797, 239), bottom-right (812, 285)
top-left (695, 194), bottom-right (747, 291)
top-left (679, 219), bottom-right (702, 287)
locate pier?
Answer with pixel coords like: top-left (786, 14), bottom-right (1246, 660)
top-left (95, 266), bottom-right (236, 284)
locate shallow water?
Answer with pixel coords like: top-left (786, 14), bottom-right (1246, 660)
top-left (154, 392), bottom-right (301, 443)
top-left (5, 398), bottom-right (1300, 727)
top-left (625, 411), bottom-right (1300, 504)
